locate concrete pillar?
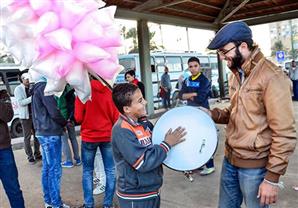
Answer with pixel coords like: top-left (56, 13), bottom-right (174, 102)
top-left (217, 53), bottom-right (226, 98)
top-left (137, 19), bottom-right (154, 115)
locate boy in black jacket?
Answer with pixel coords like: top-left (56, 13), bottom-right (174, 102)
top-left (112, 83), bottom-right (186, 208)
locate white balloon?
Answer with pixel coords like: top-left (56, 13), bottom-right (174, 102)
top-left (65, 62), bottom-right (91, 103)
top-left (152, 106), bottom-right (218, 171)
top-left (44, 78), bottom-right (67, 97)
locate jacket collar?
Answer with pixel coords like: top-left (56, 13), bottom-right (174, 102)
top-left (241, 47), bottom-right (264, 77)
top-left (120, 114), bottom-right (140, 127)
top-left (230, 46), bottom-right (264, 80)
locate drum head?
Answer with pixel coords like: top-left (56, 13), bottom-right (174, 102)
top-left (152, 106), bottom-right (218, 171)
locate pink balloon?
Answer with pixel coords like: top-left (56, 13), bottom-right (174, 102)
top-left (36, 36), bottom-right (55, 59)
top-left (36, 12), bottom-right (60, 34)
top-left (44, 28), bottom-right (72, 51)
top-left (94, 6), bottom-right (116, 28)
top-left (87, 59), bottom-right (119, 80)
top-left (56, 0), bottom-right (92, 30)
top-left (74, 43), bottom-right (110, 63)
top-left (72, 12), bottom-right (104, 41)
top-left (29, 0), bottom-right (52, 16)
top-left (89, 26), bottom-right (122, 48)
top-left (32, 51), bottom-right (74, 79)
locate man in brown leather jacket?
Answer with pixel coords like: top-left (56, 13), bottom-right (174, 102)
top-left (206, 22), bottom-right (296, 208)
top-left (0, 89), bottom-right (25, 208)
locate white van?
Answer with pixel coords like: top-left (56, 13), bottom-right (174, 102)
top-left (118, 52), bottom-right (219, 108)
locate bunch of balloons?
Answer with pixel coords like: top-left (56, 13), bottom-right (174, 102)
top-left (0, 0), bottom-right (123, 102)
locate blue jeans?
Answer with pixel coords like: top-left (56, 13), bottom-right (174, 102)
top-left (218, 157), bottom-right (268, 208)
top-left (62, 124), bottom-right (80, 162)
top-left (0, 147), bottom-right (25, 208)
top-left (37, 136), bottom-right (63, 208)
top-left (81, 141), bottom-right (116, 208)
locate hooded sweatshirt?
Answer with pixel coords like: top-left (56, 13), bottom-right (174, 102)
top-left (0, 90), bottom-right (13, 149)
top-left (75, 80), bottom-right (119, 143)
top-left (31, 81), bottom-right (67, 136)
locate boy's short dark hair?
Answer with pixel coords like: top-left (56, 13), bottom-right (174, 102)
top-left (124, 70), bottom-right (136, 79)
top-left (188, 57), bottom-right (200, 65)
top-left (112, 83), bottom-right (138, 114)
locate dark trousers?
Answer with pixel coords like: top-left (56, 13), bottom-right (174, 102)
top-left (292, 80), bottom-right (298, 100)
top-left (20, 118), bottom-right (40, 160)
top-left (0, 147), bottom-right (25, 208)
top-left (162, 90), bottom-right (171, 109)
top-left (118, 196), bottom-right (160, 208)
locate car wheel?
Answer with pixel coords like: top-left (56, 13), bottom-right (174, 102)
top-left (11, 119), bottom-right (23, 138)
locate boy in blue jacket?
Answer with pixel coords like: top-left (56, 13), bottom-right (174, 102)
top-left (112, 83), bottom-right (186, 208)
top-left (179, 56), bottom-right (215, 176)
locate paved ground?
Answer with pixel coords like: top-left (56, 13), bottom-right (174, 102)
top-left (1, 101), bottom-right (298, 208)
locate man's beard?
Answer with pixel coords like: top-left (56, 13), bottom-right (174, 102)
top-left (230, 48), bottom-right (244, 69)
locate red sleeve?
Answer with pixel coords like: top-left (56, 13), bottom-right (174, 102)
top-left (112, 104), bottom-right (119, 124)
top-left (74, 96), bottom-right (85, 124)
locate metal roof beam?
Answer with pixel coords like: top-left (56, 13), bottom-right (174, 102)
top-left (243, 10), bottom-right (298, 26)
top-left (115, 8), bottom-right (217, 30)
top-left (213, 0), bottom-right (231, 24)
top-left (133, 0), bottom-right (189, 12)
top-left (220, 0), bottom-right (250, 23)
top-left (189, 0), bottom-right (221, 10)
top-left (168, 6), bottom-right (215, 19)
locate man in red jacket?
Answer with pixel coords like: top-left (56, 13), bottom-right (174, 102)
top-left (75, 77), bottom-right (119, 208)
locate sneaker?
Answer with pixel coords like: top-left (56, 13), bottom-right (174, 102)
top-left (61, 161), bottom-right (74, 168)
top-left (200, 167), bottom-right (215, 176)
top-left (93, 183), bottom-right (105, 195)
top-left (93, 177), bottom-right (100, 185)
top-left (28, 158), bottom-right (36, 164)
top-left (45, 203), bottom-right (52, 208)
top-left (75, 159), bottom-right (81, 166)
top-left (60, 203), bottom-right (70, 208)
top-left (184, 171), bottom-right (194, 182)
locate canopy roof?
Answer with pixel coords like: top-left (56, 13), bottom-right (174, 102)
top-left (107, 0), bottom-right (298, 30)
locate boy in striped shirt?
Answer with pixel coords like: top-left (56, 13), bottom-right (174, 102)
top-left (112, 83), bottom-right (186, 208)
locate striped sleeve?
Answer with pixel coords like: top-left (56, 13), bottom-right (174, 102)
top-left (112, 127), bottom-right (169, 173)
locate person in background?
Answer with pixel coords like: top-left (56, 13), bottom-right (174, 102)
top-left (0, 89), bottom-right (25, 208)
top-left (125, 69), bottom-right (145, 98)
top-left (31, 78), bottom-right (69, 208)
top-left (179, 57), bottom-right (215, 176)
top-left (289, 60), bottom-right (298, 100)
top-left (160, 66), bottom-right (172, 109)
top-left (56, 84), bottom-right (81, 168)
top-left (75, 76), bottom-right (119, 208)
top-left (14, 72), bottom-right (41, 164)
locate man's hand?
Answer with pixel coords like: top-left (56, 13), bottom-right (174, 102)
top-left (258, 181), bottom-right (279, 206)
top-left (164, 126), bottom-right (187, 147)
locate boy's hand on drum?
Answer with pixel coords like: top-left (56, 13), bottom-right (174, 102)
top-left (164, 127), bottom-right (187, 147)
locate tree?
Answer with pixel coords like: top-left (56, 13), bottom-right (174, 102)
top-left (121, 26), bottom-right (164, 53)
top-left (271, 40), bottom-right (284, 57)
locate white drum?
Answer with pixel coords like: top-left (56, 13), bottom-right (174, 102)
top-left (152, 106), bottom-right (218, 171)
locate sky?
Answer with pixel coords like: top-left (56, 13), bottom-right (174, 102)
top-left (115, 19), bottom-right (272, 57)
